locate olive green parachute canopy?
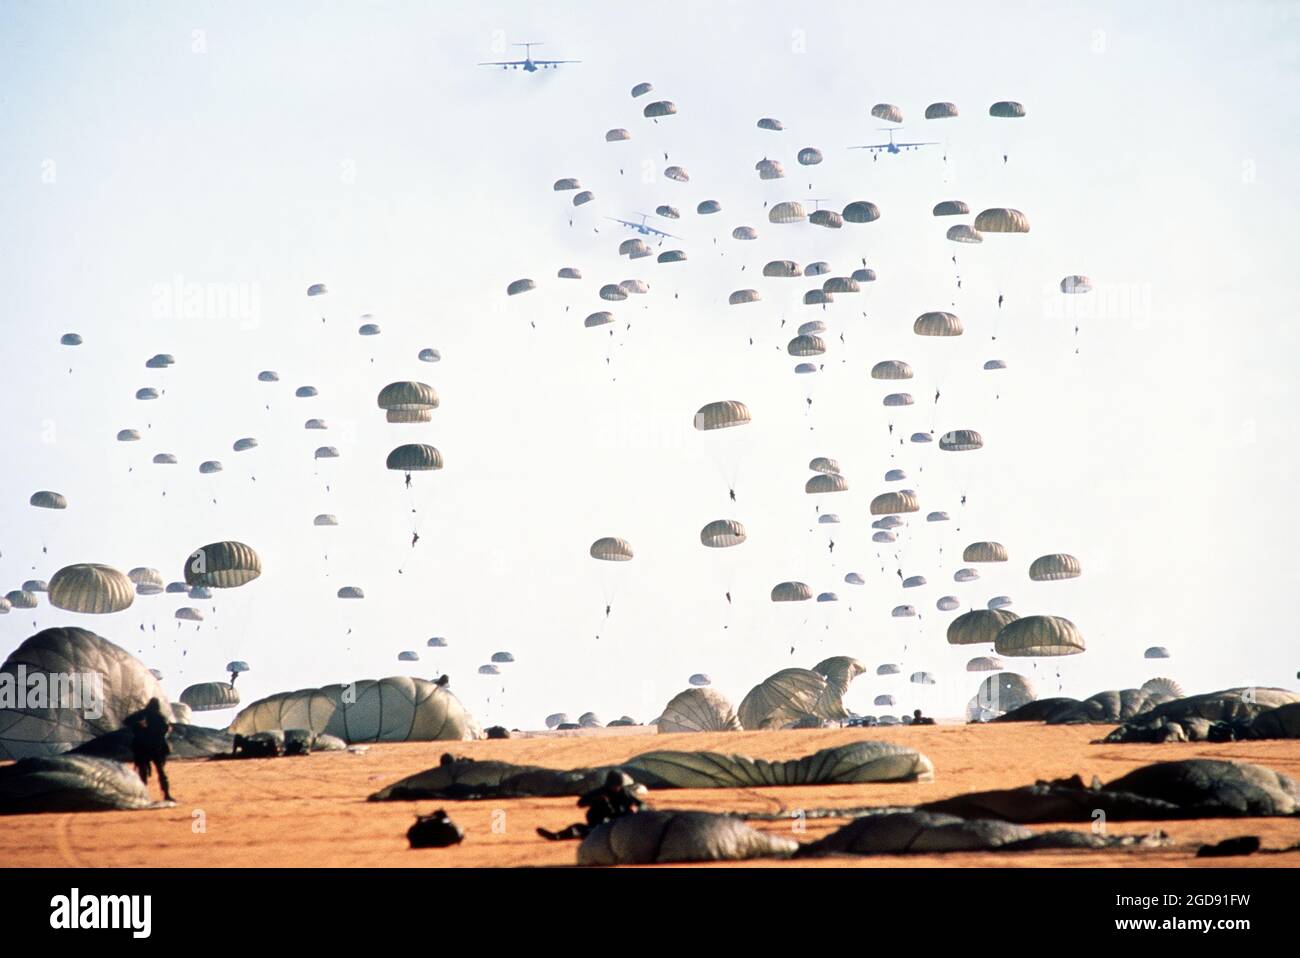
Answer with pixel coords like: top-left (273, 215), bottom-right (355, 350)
top-left (188, 585), bottom-right (213, 599)
top-left (152, 453), bottom-right (177, 464)
top-left (788, 334), bottom-right (826, 356)
top-left (845, 572), bottom-right (865, 585)
top-left (314, 446), bottom-right (339, 460)
top-left (927, 511), bottom-right (949, 522)
top-left (940, 429), bottom-right (984, 451)
top-left (386, 443), bottom-right (443, 471)
top-left (590, 537), bottom-right (634, 561)
top-left (694, 400), bottom-right (751, 430)
top-left (892, 605), bottom-right (916, 618)
top-left (948, 608), bottom-right (1019, 646)
top-left (165, 582), bottom-right (188, 593)
top-left (964, 541), bottom-right (1009, 563)
top-left (732, 226), bottom-right (758, 240)
top-left (48, 564), bottom-right (134, 614)
top-left (946, 224), bottom-right (983, 243)
top-left (739, 668), bottom-right (844, 729)
top-left (0, 627), bottom-right (173, 759)
top-left (180, 681), bottom-right (239, 712)
top-left (337, 586), bottom-right (364, 599)
top-left (377, 381), bottom-right (439, 411)
top-left (764, 260), bottom-right (802, 277)
top-left (770, 582), bottom-right (812, 602)
top-left (988, 595), bottom-right (1014, 610)
top-left (877, 662), bottom-right (901, 675)
top-left (307, 283), bottom-right (327, 296)
top-left (579, 810), bottom-right (801, 865)
top-left (873, 531), bottom-right (896, 543)
top-left (974, 672), bottom-right (1036, 713)
top-left (304, 418), bottom-right (327, 429)
top-left (1060, 275), bottom-right (1093, 293)
top-left (658, 688), bottom-right (742, 733)
top-left (769, 201), bottom-right (807, 224)
top-left (30, 491), bottom-right (67, 509)
top-left (990, 100), bottom-right (1026, 118)
top-left (506, 278), bottom-right (535, 296)
top-left (875, 694), bottom-right (896, 707)
top-left (116, 428), bottom-right (141, 441)
top-left (853, 267), bottom-right (877, 283)
top-left (644, 100), bottom-right (677, 118)
top-left (882, 393), bottom-right (913, 407)
top-left (756, 158), bottom-right (785, 180)
top-left (757, 116), bottom-right (783, 130)
top-left (657, 205), bottom-right (681, 219)
top-left (198, 460), bottom-right (223, 474)
top-left (809, 210), bottom-right (843, 229)
top-left (427, 636), bottom-right (447, 647)
top-left (1142, 677), bottom-right (1184, 699)
top-left (842, 201), bottom-right (880, 223)
top-left (490, 651), bottom-right (514, 664)
top-left (914, 311), bottom-right (963, 336)
top-left (794, 363), bottom-right (818, 374)
top-left (631, 81), bottom-right (653, 97)
top-left (657, 250), bottom-right (686, 263)
top-left (996, 615), bottom-right (1085, 657)
top-left (60, 332), bottom-right (83, 345)
top-left (874, 515), bottom-right (904, 529)
top-left (871, 490), bottom-right (919, 515)
top-left (599, 283), bottom-right (628, 301)
top-left (984, 359), bottom-right (1007, 370)
top-left (553, 177), bottom-right (581, 191)
top-left (797, 147), bottom-right (824, 166)
top-left (728, 289), bottom-right (761, 305)
top-left (809, 456), bottom-right (841, 474)
top-left (232, 437), bottom-right (258, 452)
top-left (872, 360), bottom-right (913, 380)
top-left (812, 656), bottom-right (867, 699)
top-left (975, 208), bottom-right (1031, 234)
top-left (398, 651), bottom-right (419, 662)
top-left (664, 165), bottom-right (689, 182)
top-left (558, 267), bottom-right (582, 279)
top-left (925, 101), bottom-right (959, 119)
top-left (967, 655), bottom-right (1004, 672)
top-left (230, 677), bottom-right (481, 743)
top-left (911, 672), bottom-right (936, 686)
top-left (295, 385), bottom-right (318, 397)
top-left (1144, 646), bottom-right (1171, 659)
top-left (258, 370), bottom-right (279, 382)
top-left (545, 712), bottom-right (570, 728)
top-left (1029, 553), bottom-right (1081, 581)
top-left (313, 514), bottom-right (338, 526)
top-left (605, 128), bottom-right (631, 142)
top-left (933, 200), bottom-right (969, 216)
top-left (700, 519), bottom-right (746, 548)
top-left (145, 353), bottom-right (174, 368)
top-left (823, 276), bottom-right (857, 293)
top-left (478, 664), bottom-right (500, 676)
top-left (0, 754), bottom-right (160, 813)
top-left (902, 574), bottom-right (926, 587)
top-left (619, 238), bottom-right (648, 256)
top-left (184, 541), bottom-right (262, 589)
top-left (386, 409), bottom-right (431, 423)
top-left (573, 190), bottom-right (594, 206)
top-left (804, 290), bottom-right (832, 305)
top-left (806, 262), bottom-right (831, 276)
top-left (584, 311), bottom-right (614, 328)
top-left (938, 596), bottom-right (962, 611)
top-left (23, 580), bottom-right (48, 593)
top-left (954, 568), bottom-right (980, 582)
top-left (805, 473), bottom-right (848, 494)
top-left (358, 322), bottom-right (381, 336)
top-left (129, 567), bottom-right (163, 591)
top-left (871, 103), bottom-right (903, 123)
top-left (689, 674), bottom-right (711, 687)
top-left (697, 199), bottom-right (722, 215)
top-left (135, 388), bottom-right (158, 400)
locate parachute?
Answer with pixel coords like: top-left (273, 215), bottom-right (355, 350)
top-left (845, 573), bottom-right (865, 586)
top-left (145, 353), bottom-right (174, 368)
top-left (658, 205), bottom-right (681, 219)
top-left (818, 514), bottom-right (839, 524)
top-left (809, 457), bottom-right (841, 474)
top-left (731, 226), bottom-right (758, 240)
top-left (989, 101), bottom-right (1026, 118)
top-left (314, 447), bottom-right (339, 460)
top-left (585, 311), bottom-right (614, 328)
top-left (198, 461), bottom-right (223, 474)
top-left (129, 567), bottom-right (163, 593)
top-left (770, 582), bottom-right (812, 602)
top-left (963, 542), bottom-right (1009, 563)
top-left (804, 290), bottom-right (832, 306)
top-left (657, 250), bottom-right (686, 263)
top-left (884, 469), bottom-right (907, 481)
top-left (152, 453), bottom-right (177, 464)
top-left (506, 278), bottom-right (536, 296)
top-left (871, 103), bottom-right (903, 123)
top-left (545, 712), bottom-right (570, 729)
top-left (385, 444), bottom-right (443, 471)
top-left (817, 592), bottom-right (838, 602)
top-left (184, 541), bottom-right (262, 589)
top-left (398, 652), bottom-right (420, 662)
top-left (937, 596), bottom-right (961, 612)
top-left (377, 382), bottom-right (439, 411)
top-left (697, 199), bottom-right (722, 215)
top-left (658, 688), bottom-right (741, 733)
top-left (729, 289), bottom-right (761, 305)
top-left (983, 359), bottom-right (1007, 370)
top-left (995, 615), bottom-right (1085, 657)
top-left (553, 178), bottom-right (581, 191)
top-left (877, 663), bottom-right (901, 675)
top-left (973, 673), bottom-right (1036, 713)
top-left (871, 360), bottom-right (913, 380)
top-left (427, 637), bottom-right (447, 648)
top-left (974, 208), bottom-right (1030, 233)
top-left (599, 284), bottom-right (628, 301)
top-left (925, 102), bottom-right (959, 119)
top-left (902, 575), bottom-right (927, 588)
top-left (882, 393), bottom-right (913, 407)
top-left (605, 128), bottom-right (631, 142)
top-left (768, 201), bottom-right (806, 224)
top-left (870, 491), bottom-right (919, 515)
top-left (573, 191), bottom-right (594, 206)
top-left (954, 568), bottom-right (980, 582)
top-left (809, 209), bottom-right (843, 229)
top-left (48, 564), bottom-right (134, 614)
top-left (873, 531), bottom-right (896, 543)
top-left (822, 276), bottom-right (858, 293)
top-left (756, 158), bottom-right (785, 180)
top-left (874, 695), bottom-right (896, 707)
top-left (478, 664), bottom-right (500, 676)
top-left (1144, 646), bottom-right (1171, 660)
top-left (946, 224), bottom-right (983, 244)
top-left (631, 82), bottom-right (653, 97)
top-left (590, 537), bottom-right (634, 561)
top-left (932, 200), bottom-right (970, 216)
top-left (643, 100), bottom-right (677, 118)
top-left (1141, 677), bottom-right (1184, 698)
top-left (788, 334), bottom-right (826, 356)
top-left (939, 429), bottom-right (983, 451)
top-left (797, 147), bottom-right (823, 166)
top-left (757, 117), bottom-right (783, 130)
top-left (700, 520), bottom-right (746, 548)
top-left (257, 370), bottom-right (279, 382)
top-left (927, 511), bottom-right (950, 522)
top-left (947, 608), bottom-right (1019, 646)
top-left (914, 311), bottom-right (963, 336)
top-left (738, 668), bottom-right (844, 729)
top-left (910, 672), bottom-right (936, 686)
top-left (29, 491), bottom-right (67, 510)
top-left (664, 166), bottom-right (690, 182)
top-left (805, 474), bottom-right (848, 494)
top-left (490, 652), bottom-right (515, 664)
top-left (337, 586), bottom-right (364, 599)
top-left (966, 656), bottom-right (1004, 672)
top-left (619, 238), bottom-right (648, 256)
top-left (1060, 275), bottom-right (1093, 294)
top-left (304, 418), bottom-right (327, 429)
top-left (892, 605), bottom-right (917, 618)
top-left (306, 283), bottom-right (327, 296)
top-left (179, 682), bottom-right (240, 712)
top-left (418, 348), bottom-right (442, 363)
top-left (805, 262), bottom-right (831, 276)
top-left (842, 201), bottom-right (880, 224)
top-left (232, 437), bottom-right (258, 452)
top-left (799, 321), bottom-right (827, 336)
top-left (694, 400), bottom-right (751, 431)
top-left (358, 322), bottom-right (381, 336)
top-left (295, 386), bottom-right (318, 398)
top-left (911, 433), bottom-right (933, 443)
top-left (116, 429), bottom-right (141, 442)
top-left (852, 267), bottom-right (877, 283)
top-left (1029, 554), bottom-right (1082, 581)
top-left (135, 388), bottom-right (158, 401)
top-left (987, 596), bottom-right (1014, 610)
top-left (689, 674), bottom-right (712, 687)
top-left (60, 332), bottom-right (83, 346)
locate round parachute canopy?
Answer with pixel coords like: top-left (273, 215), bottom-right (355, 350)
top-left (657, 249), bottom-right (686, 263)
top-left (797, 147), bottom-right (823, 166)
top-left (799, 320), bottom-right (827, 335)
top-left (892, 605), bottom-right (916, 618)
top-left (809, 456), bottom-right (841, 474)
top-left (729, 289), bottom-right (761, 305)
top-left (398, 651), bottom-right (419, 662)
top-left (689, 673), bottom-right (712, 687)
top-left (619, 238), bottom-right (648, 256)
top-left (817, 592), bottom-right (838, 603)
top-left (933, 200), bottom-right (970, 216)
top-left (29, 491), bottom-right (67, 510)
top-left (573, 191), bottom-right (594, 206)
top-left (664, 166), bottom-right (690, 182)
top-left (175, 607), bottom-right (203, 621)
top-left (954, 568), bottom-right (980, 582)
top-left (805, 473), bottom-right (848, 494)
top-left (967, 655), bottom-right (1004, 672)
top-left (964, 541), bottom-right (1009, 563)
top-left (948, 608), bottom-right (1019, 646)
top-left (700, 519), bottom-right (747, 548)
top-left (788, 334), bottom-right (826, 356)
top-left (198, 461), bottom-right (223, 474)
top-left (732, 226), bottom-right (758, 240)
top-left (553, 177), bottom-right (581, 191)
top-left (883, 393), bottom-right (914, 407)
top-left (386, 443), bottom-right (443, 471)
top-left (914, 311), bottom-right (963, 336)
top-left (165, 582), bottom-right (188, 594)
top-left (877, 663), bottom-right (901, 676)
top-left (1144, 646), bottom-right (1171, 660)
top-left (871, 103), bottom-right (904, 123)
top-left (927, 511), bottom-right (950, 522)
top-left (988, 595), bottom-right (1014, 610)
top-left (806, 262), bottom-right (831, 276)
top-left (694, 400), bottom-right (751, 431)
top-left (631, 81), bottom-right (653, 97)
top-left (756, 158), bottom-right (785, 180)
top-left (188, 586), bottom-right (213, 599)
top-left (180, 682), bottom-right (239, 712)
top-left (491, 651), bottom-right (515, 664)
top-left (258, 370), bottom-right (279, 382)
top-left (337, 586), bottom-right (364, 599)
top-left (946, 224), bottom-right (983, 244)
top-left (644, 100), bottom-right (676, 118)
top-left (842, 201), bottom-right (881, 223)
top-left (418, 348), bottom-right (442, 363)
top-left (6, 590), bottom-right (37, 609)
top-left (184, 541), bottom-right (261, 589)
top-left (605, 128), bottom-right (631, 142)
top-left (1142, 677), bottom-right (1183, 700)
top-left (697, 199), bottom-right (722, 215)
top-left (304, 418), bottom-right (327, 430)
top-left (60, 332), bottom-right (83, 346)
top-left (771, 581), bottom-right (812, 602)
top-left (873, 516), bottom-right (904, 529)
top-left (910, 672), bottom-right (936, 686)
top-left (871, 491), bottom-right (919, 515)
top-left (852, 267), bottom-right (878, 283)
top-left (810, 210), bottom-right (843, 229)
top-left (599, 284), bottom-right (628, 301)
top-left (872, 360), bottom-right (913, 380)
top-left (845, 572), bottom-right (865, 585)
top-left (873, 531), bottom-right (897, 543)
top-left (377, 381), bottom-right (438, 411)
top-left (925, 101), bottom-right (959, 119)
top-left (545, 712), bottom-right (570, 728)
top-left (769, 201), bottom-right (806, 224)
top-left (145, 353), bottom-right (175, 368)
top-left (358, 322), bottom-right (381, 336)
top-left (117, 429), bottom-right (141, 442)
top-left (506, 278), bottom-right (535, 296)
top-left (152, 453), bottom-right (177, 464)
top-left (940, 429), bottom-right (984, 451)
top-left (990, 100), bottom-right (1026, 118)
top-left (295, 386), bottom-right (318, 398)
top-left (974, 673), bottom-right (1036, 713)
top-left (764, 260), bottom-right (802, 278)
top-left (903, 575), bottom-right (926, 588)
top-left (996, 615), bottom-right (1084, 657)
top-left (386, 409), bottom-right (431, 423)
top-left (1060, 275), bottom-right (1093, 294)
top-left (128, 567), bottom-right (163, 588)
top-left (136, 388), bottom-right (159, 401)
top-left (226, 661), bottom-right (249, 674)
top-left (911, 432), bottom-right (933, 444)
top-left (232, 437), bottom-right (258, 452)
top-left (974, 208), bottom-right (1031, 234)
top-left (937, 596), bottom-right (961, 612)
top-left (307, 283), bottom-right (328, 296)
top-left (823, 276), bottom-right (857, 293)
top-left (556, 267), bottom-right (582, 281)
top-left (656, 205), bottom-right (681, 220)
top-left (983, 359), bottom-right (1007, 371)
top-left (584, 311), bottom-right (614, 328)
top-left (478, 664), bottom-right (500, 676)
top-left (313, 514), bottom-right (338, 526)
top-left (874, 694), bottom-right (896, 707)
top-left (885, 468), bottom-right (908, 481)
top-left (48, 564), bottom-right (134, 614)
top-left (1029, 554), bottom-right (1081, 581)
top-left (794, 363), bottom-right (818, 374)
top-left (757, 117), bottom-right (783, 130)
top-left (818, 514), bottom-right (839, 524)
top-left (314, 446), bottom-right (339, 460)
top-left (590, 537), bottom-right (634, 561)
top-left (21, 579), bottom-right (47, 593)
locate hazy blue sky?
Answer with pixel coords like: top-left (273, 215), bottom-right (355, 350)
top-left (2, 1), bottom-right (1298, 726)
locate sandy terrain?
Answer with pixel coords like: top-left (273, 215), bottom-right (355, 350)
top-left (3, 723), bottom-right (1298, 867)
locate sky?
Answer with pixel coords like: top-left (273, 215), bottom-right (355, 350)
top-left (2, 0), bottom-right (1299, 728)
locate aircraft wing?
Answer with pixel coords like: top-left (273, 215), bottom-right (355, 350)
top-left (847, 144), bottom-right (890, 152)
top-left (478, 60), bottom-right (526, 66)
top-left (532, 59), bottom-right (581, 65)
top-left (896, 141), bottom-right (939, 147)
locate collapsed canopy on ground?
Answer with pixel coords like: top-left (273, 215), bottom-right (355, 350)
top-left (657, 688), bottom-right (742, 733)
